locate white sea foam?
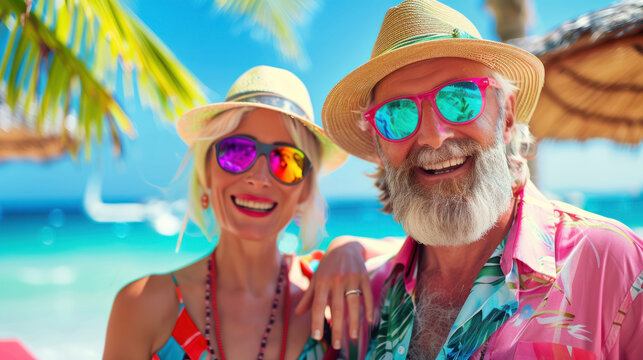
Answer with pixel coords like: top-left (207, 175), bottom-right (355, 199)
top-left (19, 266), bottom-right (76, 285)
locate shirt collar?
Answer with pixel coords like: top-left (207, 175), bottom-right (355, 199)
top-left (387, 180), bottom-right (558, 294)
top-left (387, 236), bottom-right (420, 294)
top-left (502, 180), bottom-right (557, 281)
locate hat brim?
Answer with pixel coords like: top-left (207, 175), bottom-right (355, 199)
top-left (322, 38), bottom-right (544, 163)
top-left (178, 101), bottom-right (348, 174)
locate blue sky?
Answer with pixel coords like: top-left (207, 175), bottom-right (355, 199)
top-left (1, 0), bottom-right (641, 210)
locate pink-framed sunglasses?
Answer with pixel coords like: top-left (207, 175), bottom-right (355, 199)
top-left (363, 77), bottom-right (498, 141)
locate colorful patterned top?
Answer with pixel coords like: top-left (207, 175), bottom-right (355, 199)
top-left (154, 252), bottom-right (336, 360)
top-left (367, 181), bottom-right (643, 360)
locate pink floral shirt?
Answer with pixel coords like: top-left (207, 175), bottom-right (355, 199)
top-left (368, 181), bottom-right (643, 359)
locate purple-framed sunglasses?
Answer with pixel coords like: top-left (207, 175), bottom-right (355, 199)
top-left (214, 135), bottom-right (310, 185)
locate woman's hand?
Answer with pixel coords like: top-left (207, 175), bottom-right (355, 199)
top-left (295, 236), bottom-right (374, 350)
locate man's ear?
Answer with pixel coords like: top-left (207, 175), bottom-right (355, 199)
top-left (502, 93), bottom-right (516, 144)
top-left (373, 133), bottom-right (384, 167)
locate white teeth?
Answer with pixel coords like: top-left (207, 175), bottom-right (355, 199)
top-left (423, 157), bottom-right (467, 171)
top-left (233, 197), bottom-right (276, 211)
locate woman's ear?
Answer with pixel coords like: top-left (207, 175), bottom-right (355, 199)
top-left (204, 147), bottom-right (214, 189)
top-left (205, 168), bottom-right (212, 189)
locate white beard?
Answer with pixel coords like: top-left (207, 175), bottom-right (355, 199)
top-left (380, 126), bottom-right (513, 247)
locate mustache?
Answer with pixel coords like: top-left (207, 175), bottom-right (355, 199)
top-left (396, 138), bottom-right (483, 173)
top-left (384, 135), bottom-right (512, 247)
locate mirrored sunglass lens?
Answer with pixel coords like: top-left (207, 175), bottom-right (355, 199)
top-left (270, 146), bottom-right (307, 184)
top-left (217, 137), bottom-right (257, 172)
top-left (374, 99), bottom-right (419, 140)
top-left (435, 81), bottom-right (483, 123)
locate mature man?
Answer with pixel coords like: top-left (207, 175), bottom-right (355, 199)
top-left (321, 0), bottom-right (643, 359)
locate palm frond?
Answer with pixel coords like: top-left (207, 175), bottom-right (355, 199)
top-left (0, 0), bottom-right (207, 160)
top-left (215, 0), bottom-right (316, 65)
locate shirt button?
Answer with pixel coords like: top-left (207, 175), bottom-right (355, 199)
top-left (397, 345), bottom-right (405, 355)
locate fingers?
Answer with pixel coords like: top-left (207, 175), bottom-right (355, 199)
top-left (310, 281), bottom-right (330, 341)
top-left (301, 242), bottom-right (373, 349)
top-left (295, 285), bottom-right (313, 315)
top-left (330, 278), bottom-right (345, 349)
top-left (346, 271), bottom-right (374, 339)
top-left (345, 285), bottom-right (361, 340)
top-left (304, 275), bottom-right (368, 347)
top-left (360, 274), bottom-right (374, 324)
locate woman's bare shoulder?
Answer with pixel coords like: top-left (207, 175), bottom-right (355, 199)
top-left (104, 274), bottom-right (179, 359)
top-left (114, 274), bottom-right (178, 313)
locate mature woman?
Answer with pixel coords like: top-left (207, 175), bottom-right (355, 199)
top-left (104, 66), bottom-right (350, 360)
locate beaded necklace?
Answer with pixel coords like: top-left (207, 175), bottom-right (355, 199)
top-left (204, 250), bottom-right (290, 360)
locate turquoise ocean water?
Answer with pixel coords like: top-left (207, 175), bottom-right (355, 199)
top-left (1, 197), bottom-right (641, 359)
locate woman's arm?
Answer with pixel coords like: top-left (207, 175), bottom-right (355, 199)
top-left (103, 275), bottom-right (175, 360)
top-left (326, 235), bottom-right (404, 263)
top-left (295, 236), bottom-right (403, 349)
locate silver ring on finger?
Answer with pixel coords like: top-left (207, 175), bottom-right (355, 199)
top-left (344, 289), bottom-right (363, 296)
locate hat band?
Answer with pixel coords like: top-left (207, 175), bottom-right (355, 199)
top-left (225, 91), bottom-right (310, 121)
top-left (380, 28), bottom-right (477, 56)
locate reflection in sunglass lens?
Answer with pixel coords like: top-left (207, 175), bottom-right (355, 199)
top-left (270, 146), bottom-right (308, 184)
top-left (217, 137), bottom-right (257, 172)
top-left (435, 81), bottom-right (483, 123)
top-left (375, 99), bottom-right (419, 140)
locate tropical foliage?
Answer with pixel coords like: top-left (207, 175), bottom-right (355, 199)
top-left (0, 0), bottom-right (315, 160)
top-left (215, 0), bottom-right (316, 64)
top-left (0, 0), bottom-right (208, 159)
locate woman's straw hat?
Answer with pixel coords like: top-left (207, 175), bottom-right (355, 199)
top-left (322, 0), bottom-right (545, 162)
top-left (178, 65), bottom-right (347, 173)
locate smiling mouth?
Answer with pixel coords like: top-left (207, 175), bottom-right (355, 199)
top-left (231, 196), bottom-right (277, 213)
top-left (419, 156), bottom-right (470, 175)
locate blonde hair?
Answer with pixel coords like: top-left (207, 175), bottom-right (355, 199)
top-left (183, 107), bottom-right (325, 253)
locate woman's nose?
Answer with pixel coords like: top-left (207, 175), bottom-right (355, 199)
top-left (245, 155), bottom-right (272, 187)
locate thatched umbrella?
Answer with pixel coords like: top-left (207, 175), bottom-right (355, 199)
top-left (510, 0), bottom-right (643, 144)
top-left (0, 87), bottom-right (79, 162)
top-left (0, 128), bottom-right (74, 162)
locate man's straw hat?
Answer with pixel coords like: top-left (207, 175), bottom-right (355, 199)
top-left (178, 65), bottom-right (347, 173)
top-left (322, 0), bottom-right (545, 163)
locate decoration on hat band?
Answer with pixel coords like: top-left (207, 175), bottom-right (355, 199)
top-left (225, 92), bottom-right (310, 121)
top-left (382, 29), bottom-right (477, 55)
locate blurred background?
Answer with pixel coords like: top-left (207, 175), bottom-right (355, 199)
top-left (1, 0), bottom-right (641, 358)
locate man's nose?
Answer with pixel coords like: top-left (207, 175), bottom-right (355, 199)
top-left (245, 155), bottom-right (272, 188)
top-left (415, 100), bottom-right (455, 149)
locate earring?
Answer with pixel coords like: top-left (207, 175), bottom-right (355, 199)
top-left (294, 210), bottom-right (302, 226)
top-left (201, 193), bottom-right (210, 210)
